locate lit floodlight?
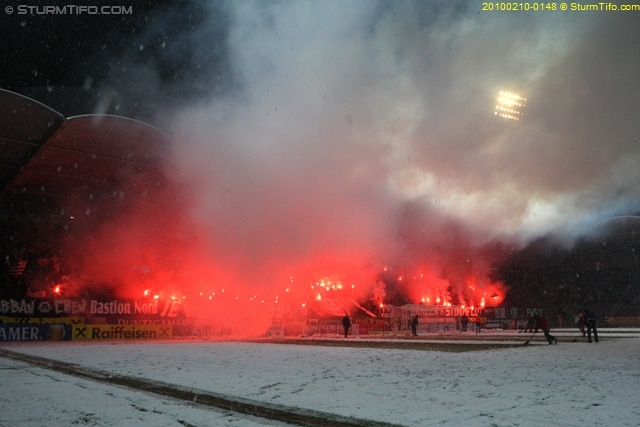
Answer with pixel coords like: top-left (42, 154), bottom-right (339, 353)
top-left (495, 90), bottom-right (526, 120)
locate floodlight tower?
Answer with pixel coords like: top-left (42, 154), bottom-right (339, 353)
top-left (494, 90), bottom-right (526, 120)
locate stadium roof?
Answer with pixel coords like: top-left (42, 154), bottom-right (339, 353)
top-left (0, 89), bottom-right (170, 243)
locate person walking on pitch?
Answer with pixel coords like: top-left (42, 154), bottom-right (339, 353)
top-left (537, 314), bottom-right (557, 345)
top-left (584, 309), bottom-right (599, 343)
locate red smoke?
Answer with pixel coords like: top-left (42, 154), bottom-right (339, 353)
top-left (57, 155), bottom-right (508, 337)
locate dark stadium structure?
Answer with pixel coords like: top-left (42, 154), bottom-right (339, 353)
top-left (0, 89), bottom-right (170, 298)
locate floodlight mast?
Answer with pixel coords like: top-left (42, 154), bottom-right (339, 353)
top-left (495, 90), bottom-right (526, 120)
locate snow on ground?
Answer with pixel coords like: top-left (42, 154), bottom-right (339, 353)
top-left (0, 356), bottom-right (289, 427)
top-left (1, 330), bottom-right (639, 427)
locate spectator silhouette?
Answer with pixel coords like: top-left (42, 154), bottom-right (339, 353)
top-left (524, 315), bottom-right (536, 333)
top-left (584, 309), bottom-right (598, 343)
top-left (411, 315), bottom-right (419, 336)
top-left (342, 314), bottom-right (351, 338)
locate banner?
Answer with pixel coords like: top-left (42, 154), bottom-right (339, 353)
top-left (0, 297), bottom-right (187, 323)
top-left (403, 304), bottom-right (483, 318)
top-left (0, 324), bottom-right (49, 341)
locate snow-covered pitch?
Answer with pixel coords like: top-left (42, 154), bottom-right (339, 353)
top-left (1, 329), bottom-right (638, 426)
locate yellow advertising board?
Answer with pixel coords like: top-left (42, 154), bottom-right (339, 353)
top-left (72, 324), bottom-right (172, 341)
top-left (0, 316), bottom-right (85, 325)
top-left (606, 317), bottom-right (640, 327)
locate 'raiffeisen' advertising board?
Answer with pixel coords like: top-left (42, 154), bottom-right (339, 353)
top-left (72, 324), bottom-right (172, 341)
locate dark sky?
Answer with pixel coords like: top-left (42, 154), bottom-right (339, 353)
top-left (1, 0), bottom-right (230, 123)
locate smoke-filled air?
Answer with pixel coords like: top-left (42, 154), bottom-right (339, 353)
top-left (57, 1), bottom-right (640, 335)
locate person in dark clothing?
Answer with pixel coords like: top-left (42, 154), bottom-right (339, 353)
top-left (411, 315), bottom-right (419, 336)
top-left (584, 309), bottom-right (598, 343)
top-left (530, 314), bottom-right (539, 332)
top-left (342, 314), bottom-right (351, 338)
top-left (537, 314), bottom-right (557, 345)
top-left (461, 314), bottom-right (469, 332)
top-left (524, 315), bottom-right (536, 333)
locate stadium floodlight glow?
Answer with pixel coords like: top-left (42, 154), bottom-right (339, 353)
top-left (495, 90), bottom-right (526, 120)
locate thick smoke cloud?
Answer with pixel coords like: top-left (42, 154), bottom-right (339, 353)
top-left (170, 2), bottom-right (640, 245)
top-left (55, 2), bottom-right (640, 332)
top-left (162, 3), bottom-right (636, 321)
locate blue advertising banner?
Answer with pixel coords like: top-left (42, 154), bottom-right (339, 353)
top-left (0, 324), bottom-right (71, 341)
top-left (0, 324), bottom-right (47, 341)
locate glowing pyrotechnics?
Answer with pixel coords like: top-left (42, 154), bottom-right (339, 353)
top-left (495, 90), bottom-right (526, 120)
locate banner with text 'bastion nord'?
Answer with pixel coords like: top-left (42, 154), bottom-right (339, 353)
top-left (0, 297), bottom-right (190, 324)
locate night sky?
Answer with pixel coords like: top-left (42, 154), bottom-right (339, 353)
top-left (2, 1), bottom-right (640, 319)
top-left (1, 0), bottom-right (230, 124)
